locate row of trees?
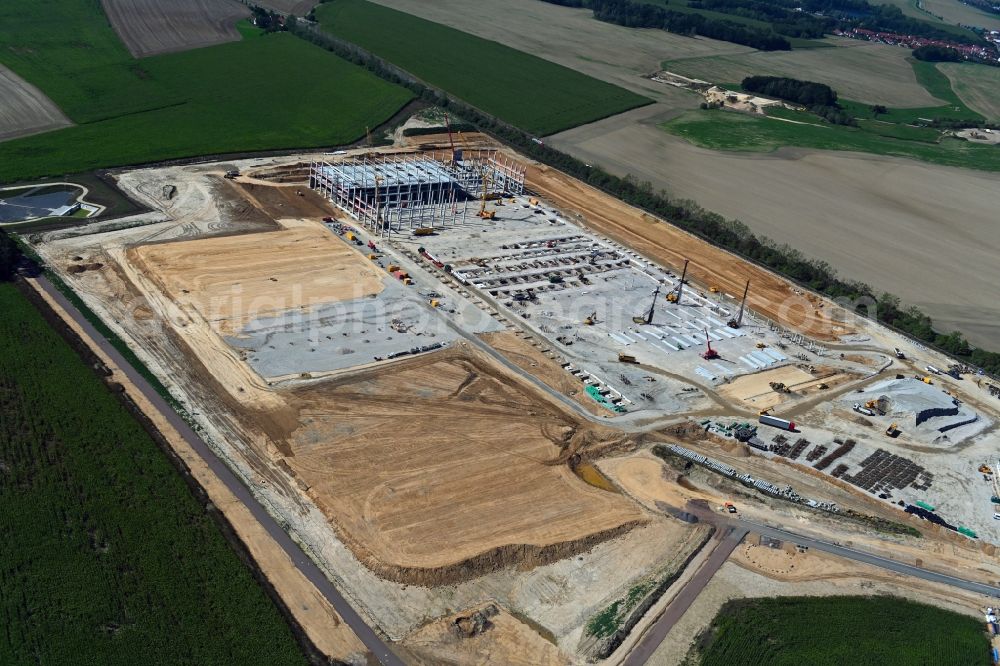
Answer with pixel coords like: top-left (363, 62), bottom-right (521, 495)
top-left (0, 230), bottom-right (19, 281)
top-left (539, 0), bottom-right (793, 50)
top-left (288, 19), bottom-right (1000, 375)
top-left (539, 0), bottom-right (985, 50)
top-left (742, 76), bottom-right (856, 125)
top-left (913, 45), bottom-right (964, 62)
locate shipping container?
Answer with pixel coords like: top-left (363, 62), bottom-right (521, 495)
top-left (759, 415), bottom-right (795, 431)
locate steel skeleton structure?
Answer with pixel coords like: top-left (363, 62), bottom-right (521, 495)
top-left (310, 152), bottom-right (524, 238)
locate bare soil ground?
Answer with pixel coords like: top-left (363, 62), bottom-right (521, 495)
top-left (371, 0), bottom-right (744, 105)
top-left (548, 117), bottom-right (1000, 349)
top-left (0, 64), bottom-right (71, 141)
top-left (101, 0), bottom-right (249, 58)
top-left (480, 330), bottom-right (610, 416)
top-left (665, 38), bottom-right (941, 107)
top-left (284, 347), bottom-right (645, 585)
top-left (939, 62), bottom-right (1000, 121)
top-left (401, 604), bottom-right (568, 665)
top-left (128, 221), bottom-right (384, 335)
top-left (718, 364), bottom-right (856, 411)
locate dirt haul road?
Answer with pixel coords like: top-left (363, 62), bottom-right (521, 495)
top-left (101, 0), bottom-right (248, 58)
top-left (0, 64), bottom-right (71, 141)
top-left (547, 117), bottom-right (1000, 349)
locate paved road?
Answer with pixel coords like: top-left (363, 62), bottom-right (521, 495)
top-left (740, 517), bottom-right (1000, 598)
top-left (623, 525), bottom-right (748, 666)
top-left (623, 500), bottom-right (1000, 665)
top-left (31, 275), bottom-right (405, 666)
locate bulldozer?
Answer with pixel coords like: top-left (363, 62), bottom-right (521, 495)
top-left (755, 342), bottom-right (768, 349)
top-left (769, 382), bottom-right (790, 393)
top-left (665, 292), bottom-right (678, 303)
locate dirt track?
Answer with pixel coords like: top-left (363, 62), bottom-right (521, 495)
top-left (0, 64), bottom-right (71, 141)
top-left (548, 115), bottom-right (1000, 348)
top-left (101, 0), bottom-right (248, 58)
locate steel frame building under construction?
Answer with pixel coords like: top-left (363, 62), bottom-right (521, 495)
top-left (309, 151), bottom-right (525, 238)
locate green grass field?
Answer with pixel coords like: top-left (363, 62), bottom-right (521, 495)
top-left (0, 0), bottom-right (413, 182)
top-left (662, 108), bottom-right (1000, 170)
top-left (315, 0), bottom-right (650, 136)
top-left (694, 596), bottom-right (989, 665)
top-left (939, 61), bottom-right (1000, 121)
top-left (0, 283), bottom-right (307, 665)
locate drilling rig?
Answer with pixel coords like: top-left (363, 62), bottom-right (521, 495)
top-left (727, 279), bottom-right (750, 329)
top-left (633, 285), bottom-right (660, 325)
top-left (666, 259), bottom-right (689, 303)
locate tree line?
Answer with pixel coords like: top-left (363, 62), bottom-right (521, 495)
top-left (287, 19), bottom-right (1000, 375)
top-left (742, 76), bottom-right (856, 125)
top-left (536, 0), bottom-right (984, 50)
top-left (538, 0), bottom-right (793, 50)
top-left (913, 45), bottom-right (964, 62)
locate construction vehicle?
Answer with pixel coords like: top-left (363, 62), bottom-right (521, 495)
top-left (894, 347), bottom-right (906, 359)
top-left (402, 278), bottom-right (413, 286)
top-left (444, 112), bottom-right (460, 164)
top-left (979, 463), bottom-right (993, 475)
top-left (921, 376), bottom-right (934, 385)
top-left (618, 353), bottom-right (638, 364)
top-left (700, 328), bottom-right (719, 360)
top-left (429, 299), bottom-right (440, 308)
top-left (769, 382), bottom-right (790, 393)
top-left (413, 227), bottom-right (435, 237)
top-left (584, 312), bottom-right (598, 325)
top-left (755, 341), bottom-right (767, 349)
top-left (367, 240), bottom-right (377, 251)
top-left (728, 279), bottom-right (750, 328)
top-left (633, 285), bottom-right (660, 324)
top-left (853, 403), bottom-right (875, 416)
top-left (724, 502), bottom-right (737, 514)
top-left (885, 422), bottom-right (901, 438)
top-left (367, 253), bottom-right (377, 260)
top-left (666, 259), bottom-right (689, 305)
top-left (223, 169), bottom-right (240, 179)
top-left (759, 407), bottom-right (774, 416)
top-left (710, 286), bottom-right (719, 293)
top-left (386, 264), bottom-right (400, 273)
top-left (529, 197), bottom-right (539, 206)
top-left (346, 232), bottom-right (356, 242)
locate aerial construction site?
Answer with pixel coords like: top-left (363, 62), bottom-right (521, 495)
top-left (24, 126), bottom-right (1000, 664)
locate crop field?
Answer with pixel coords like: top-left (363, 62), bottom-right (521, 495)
top-left (0, 65), bottom-right (71, 141)
top-left (0, 283), bottom-right (307, 665)
top-left (0, 34), bottom-right (413, 183)
top-left (694, 596), bottom-right (989, 665)
top-left (284, 350), bottom-right (645, 584)
top-left (316, 0), bottom-right (651, 136)
top-left (371, 0), bottom-right (748, 102)
top-left (921, 0), bottom-right (1000, 30)
top-left (662, 109), bottom-right (1000, 171)
top-left (664, 39), bottom-right (941, 106)
top-left (939, 62), bottom-right (1000, 121)
top-left (0, 0), bottom-right (413, 182)
top-left (102, 0), bottom-right (249, 58)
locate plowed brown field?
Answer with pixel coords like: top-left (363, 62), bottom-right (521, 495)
top-left (0, 64), bottom-right (71, 141)
top-left (102, 0), bottom-right (249, 58)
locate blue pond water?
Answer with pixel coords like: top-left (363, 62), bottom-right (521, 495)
top-left (0, 185), bottom-right (82, 222)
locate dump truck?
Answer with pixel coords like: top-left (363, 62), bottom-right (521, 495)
top-left (618, 353), bottom-right (638, 364)
top-left (759, 415), bottom-right (795, 431)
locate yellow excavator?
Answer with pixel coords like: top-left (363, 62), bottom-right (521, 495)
top-left (584, 312), bottom-right (597, 325)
